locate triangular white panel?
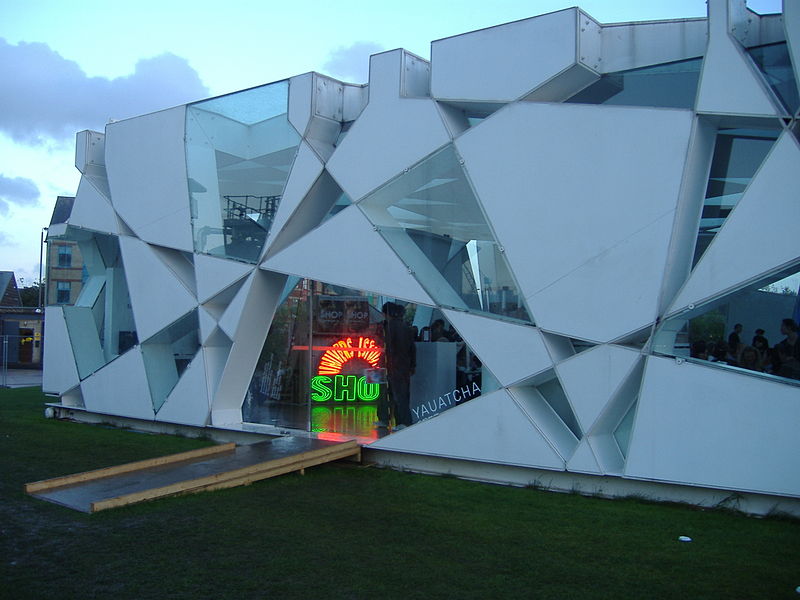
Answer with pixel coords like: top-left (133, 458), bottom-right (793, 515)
top-left (219, 271), bottom-right (256, 339)
top-left (669, 132), bottom-right (800, 314)
top-left (435, 102), bottom-right (470, 139)
top-left (194, 253), bottom-right (254, 304)
top-left (555, 344), bottom-right (641, 433)
top-left (786, 3), bottom-right (800, 99)
top-left (441, 310), bottom-right (552, 386)
top-left (262, 205), bottom-right (434, 305)
top-left (155, 353), bottom-right (210, 426)
top-left (326, 51), bottom-right (451, 202)
top-left (695, 1), bottom-right (781, 117)
top-left (199, 306), bottom-right (217, 345)
top-left (625, 355), bottom-right (800, 498)
top-left (150, 245), bottom-right (196, 297)
top-left (263, 141), bottom-right (325, 257)
top-left (202, 277), bottom-right (247, 320)
top-left (119, 236), bottom-right (197, 341)
top-left (105, 105), bottom-right (194, 251)
top-left (541, 332), bottom-right (575, 363)
top-left (457, 102), bottom-right (690, 341)
top-left (566, 438), bottom-right (602, 475)
top-left (369, 389), bottom-right (565, 470)
top-left (80, 348), bottom-right (155, 420)
top-left (69, 177), bottom-right (118, 235)
top-left (288, 73), bottom-right (313, 137)
top-left (41, 306), bottom-right (80, 395)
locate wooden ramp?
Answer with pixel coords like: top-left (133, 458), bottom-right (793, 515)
top-left (25, 437), bottom-right (360, 513)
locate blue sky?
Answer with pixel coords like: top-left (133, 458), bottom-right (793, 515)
top-left (0, 0), bottom-right (783, 285)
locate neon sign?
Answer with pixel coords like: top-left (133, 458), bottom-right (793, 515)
top-left (312, 336), bottom-right (382, 402)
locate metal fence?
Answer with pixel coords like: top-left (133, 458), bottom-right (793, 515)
top-left (1, 334), bottom-right (43, 388)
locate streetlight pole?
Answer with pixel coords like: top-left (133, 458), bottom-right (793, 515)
top-left (38, 226), bottom-right (48, 311)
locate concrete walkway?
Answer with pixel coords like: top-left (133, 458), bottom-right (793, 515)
top-left (1, 368), bottom-right (43, 388)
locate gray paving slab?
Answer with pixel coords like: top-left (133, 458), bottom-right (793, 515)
top-left (31, 437), bottom-right (349, 512)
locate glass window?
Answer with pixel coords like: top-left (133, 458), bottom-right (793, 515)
top-left (141, 310), bottom-right (201, 412)
top-left (55, 227), bottom-right (138, 379)
top-left (747, 42), bottom-right (799, 115)
top-left (565, 57), bottom-right (702, 109)
top-left (49, 196), bottom-right (75, 225)
top-left (57, 245), bottom-right (72, 268)
top-left (186, 81), bottom-right (301, 263)
top-left (56, 281), bottom-right (70, 304)
top-left (692, 128), bottom-right (780, 267)
top-left (652, 264), bottom-right (800, 384)
top-left (243, 277), bottom-right (501, 438)
top-left (359, 144), bottom-right (532, 323)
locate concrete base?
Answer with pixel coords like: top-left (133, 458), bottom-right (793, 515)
top-left (362, 448), bottom-right (800, 518)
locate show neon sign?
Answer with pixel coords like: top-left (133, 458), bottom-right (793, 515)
top-left (311, 337), bottom-right (382, 402)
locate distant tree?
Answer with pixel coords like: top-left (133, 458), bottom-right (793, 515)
top-left (18, 282), bottom-right (42, 307)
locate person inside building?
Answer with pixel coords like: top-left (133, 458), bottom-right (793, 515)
top-left (727, 323), bottom-right (743, 355)
top-left (381, 302), bottom-right (416, 431)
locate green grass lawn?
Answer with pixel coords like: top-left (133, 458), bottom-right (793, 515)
top-left (1, 387), bottom-right (799, 599)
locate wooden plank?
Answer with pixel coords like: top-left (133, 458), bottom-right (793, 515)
top-left (90, 441), bottom-right (360, 512)
top-left (25, 443), bottom-right (236, 494)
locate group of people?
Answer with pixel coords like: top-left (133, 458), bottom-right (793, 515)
top-left (690, 318), bottom-right (800, 379)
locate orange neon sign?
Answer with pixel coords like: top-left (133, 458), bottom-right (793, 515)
top-left (317, 336), bottom-right (382, 376)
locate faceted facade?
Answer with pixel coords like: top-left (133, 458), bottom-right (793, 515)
top-left (44, 0), bottom-right (800, 510)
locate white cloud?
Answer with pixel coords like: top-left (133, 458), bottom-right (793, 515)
top-left (323, 41), bottom-right (384, 83)
top-left (0, 38), bottom-right (209, 145)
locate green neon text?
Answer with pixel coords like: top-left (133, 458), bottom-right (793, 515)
top-left (311, 375), bottom-right (380, 402)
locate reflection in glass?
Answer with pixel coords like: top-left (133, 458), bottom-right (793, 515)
top-left (692, 128), bottom-right (780, 267)
top-left (141, 310), bottom-right (201, 412)
top-left (57, 228), bottom-right (138, 379)
top-left (186, 81), bottom-right (301, 263)
top-left (565, 57), bottom-right (702, 109)
top-left (243, 277), bottom-right (499, 436)
top-left (360, 145), bottom-right (531, 322)
top-left (747, 42), bottom-right (799, 115)
top-left (653, 264), bottom-right (800, 383)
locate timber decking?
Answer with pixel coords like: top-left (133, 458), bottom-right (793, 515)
top-left (26, 437), bottom-right (360, 513)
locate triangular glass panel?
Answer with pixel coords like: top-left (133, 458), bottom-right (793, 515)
top-left (565, 56), bottom-right (702, 109)
top-left (692, 126), bottom-right (780, 267)
top-left (746, 42), bottom-right (799, 116)
top-left (142, 309), bottom-right (201, 412)
top-left (186, 80), bottom-right (301, 263)
top-left (653, 261), bottom-right (800, 383)
top-left (360, 144), bottom-right (532, 323)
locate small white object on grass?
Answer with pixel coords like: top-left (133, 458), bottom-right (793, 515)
top-left (678, 535), bottom-right (692, 542)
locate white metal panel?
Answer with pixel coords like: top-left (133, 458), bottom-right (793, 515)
top-left (556, 345), bottom-right (640, 433)
top-left (155, 352), bottom-right (210, 426)
top-left (369, 389), bottom-right (565, 470)
top-left (527, 210), bottom-right (676, 342)
top-left (261, 205), bottom-right (434, 306)
top-left (68, 177), bottom-right (118, 235)
top-left (625, 355), bottom-right (800, 498)
top-left (441, 310), bottom-right (552, 386)
top-left (600, 19), bottom-right (708, 73)
top-left (785, 0), bottom-right (800, 98)
top-left (198, 306), bottom-right (217, 345)
top-left (541, 332), bottom-right (575, 363)
top-left (326, 53), bottom-right (451, 202)
top-left (203, 334), bottom-right (232, 406)
top-left (263, 140), bottom-right (324, 258)
top-left (430, 8), bottom-right (578, 102)
top-left (668, 132), bottom-right (800, 314)
top-left (342, 85), bottom-right (368, 121)
top-left (401, 51), bottom-right (431, 98)
top-left (457, 102), bottom-right (691, 341)
top-left (75, 130), bottom-right (105, 172)
top-left (211, 270), bottom-right (284, 416)
top-left (42, 306), bottom-right (80, 395)
top-left (218, 268), bottom-right (270, 340)
top-left (149, 245), bottom-right (196, 296)
top-left (288, 73), bottom-right (313, 137)
top-left (577, 11), bottom-right (602, 71)
top-left (80, 348), bottom-right (155, 420)
top-left (194, 253), bottom-right (254, 304)
top-left (696, 0), bottom-right (782, 116)
top-left (119, 236), bottom-right (198, 341)
top-left (105, 106), bottom-right (194, 251)
top-left (566, 437), bottom-right (603, 475)
top-left (435, 102), bottom-right (470, 139)
top-left (523, 63), bottom-right (599, 103)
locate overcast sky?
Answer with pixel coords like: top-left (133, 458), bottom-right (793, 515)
top-left (0, 0), bottom-right (783, 286)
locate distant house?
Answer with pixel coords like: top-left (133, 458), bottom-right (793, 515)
top-left (0, 271), bottom-right (43, 368)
